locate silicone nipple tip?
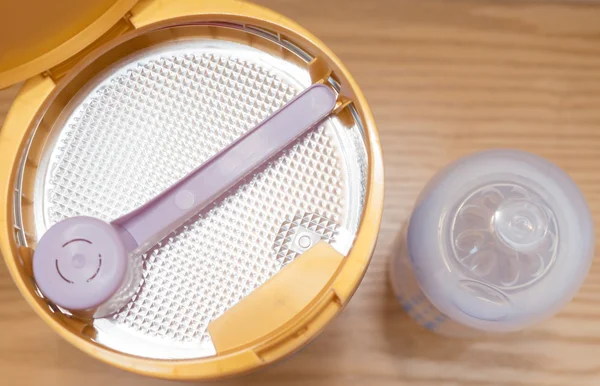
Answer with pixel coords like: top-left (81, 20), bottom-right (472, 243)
top-left (492, 198), bottom-right (549, 251)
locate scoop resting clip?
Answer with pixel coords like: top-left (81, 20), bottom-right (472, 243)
top-left (32, 84), bottom-right (338, 316)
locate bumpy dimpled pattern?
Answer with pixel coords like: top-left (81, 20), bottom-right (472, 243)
top-left (45, 52), bottom-right (345, 343)
top-left (273, 211), bottom-right (338, 267)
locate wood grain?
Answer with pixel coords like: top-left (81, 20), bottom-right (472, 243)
top-left (1, 0), bottom-right (600, 384)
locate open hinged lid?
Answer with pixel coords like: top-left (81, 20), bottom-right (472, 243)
top-left (0, 0), bottom-right (138, 88)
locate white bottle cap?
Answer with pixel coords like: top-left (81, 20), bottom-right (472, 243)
top-left (407, 149), bottom-right (594, 332)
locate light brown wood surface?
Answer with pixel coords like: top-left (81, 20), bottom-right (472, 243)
top-left (2, 0), bottom-right (600, 385)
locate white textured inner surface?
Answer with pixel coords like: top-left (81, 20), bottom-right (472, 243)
top-left (38, 41), bottom-right (359, 355)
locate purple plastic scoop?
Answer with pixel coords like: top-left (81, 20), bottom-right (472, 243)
top-left (33, 84), bottom-right (337, 312)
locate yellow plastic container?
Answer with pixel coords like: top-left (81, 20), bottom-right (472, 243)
top-left (0, 0), bottom-right (383, 380)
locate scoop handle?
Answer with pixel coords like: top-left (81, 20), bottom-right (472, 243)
top-left (112, 84), bottom-right (337, 252)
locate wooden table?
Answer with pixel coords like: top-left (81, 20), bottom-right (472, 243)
top-left (1, 0), bottom-right (600, 384)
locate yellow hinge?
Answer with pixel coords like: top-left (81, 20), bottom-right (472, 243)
top-left (43, 14), bottom-right (135, 83)
top-left (207, 242), bottom-right (344, 355)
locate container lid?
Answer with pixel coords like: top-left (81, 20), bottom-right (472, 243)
top-left (0, 0), bottom-right (138, 88)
